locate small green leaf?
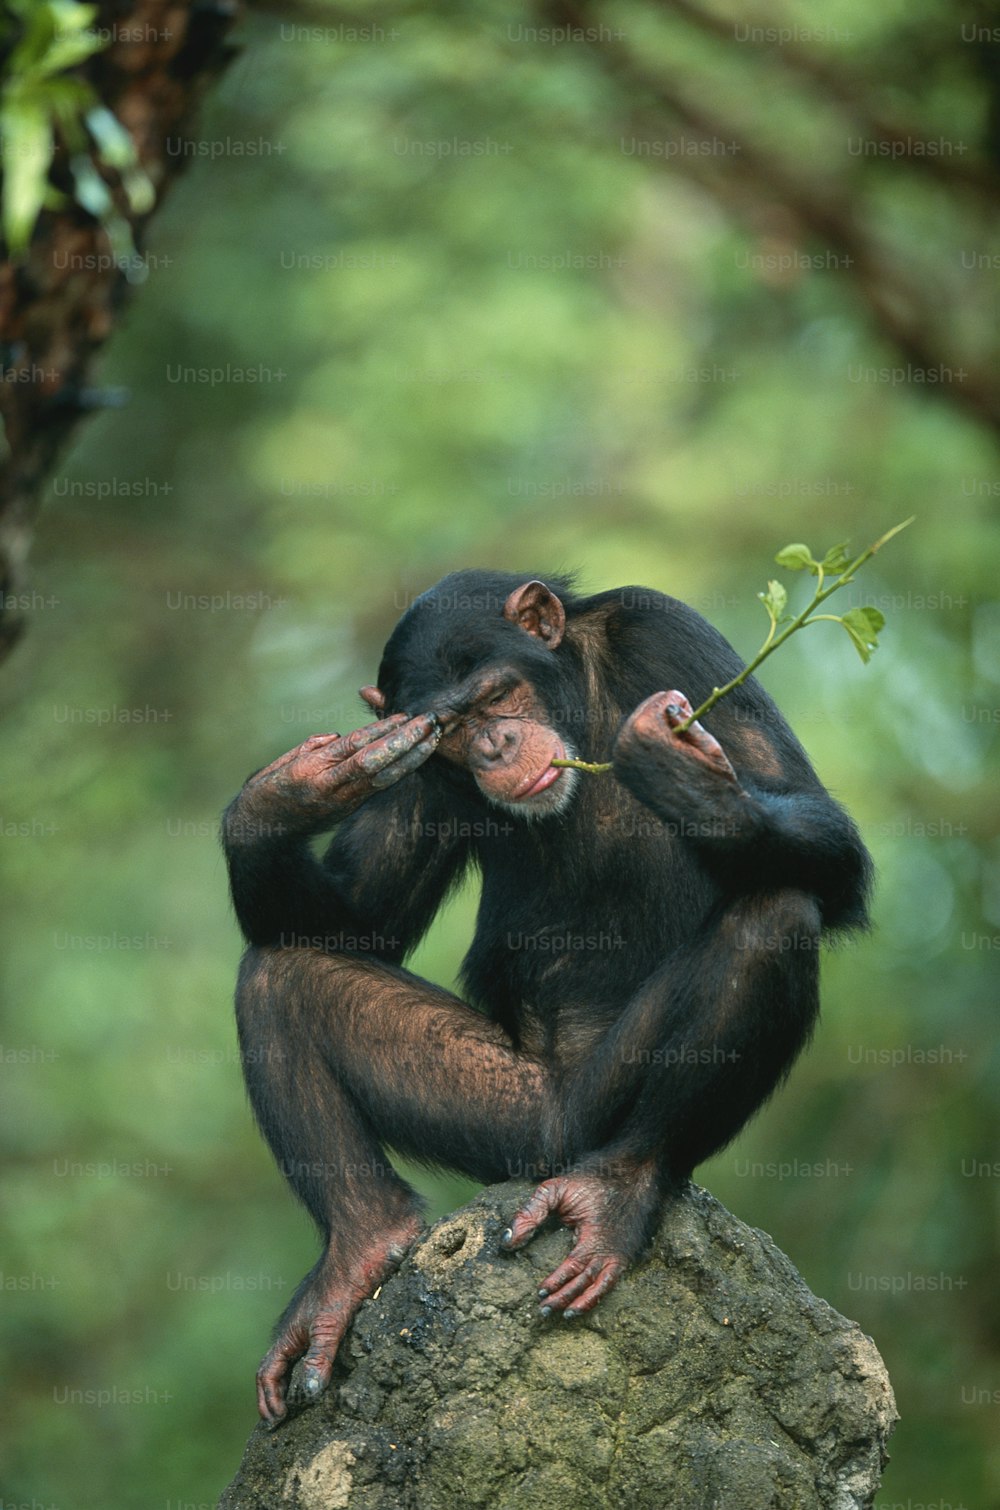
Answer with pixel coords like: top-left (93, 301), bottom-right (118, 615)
top-left (838, 606), bottom-right (886, 663)
top-left (774, 542), bottom-right (818, 573)
top-left (845, 605), bottom-right (886, 636)
top-left (36, 26), bottom-right (102, 76)
top-left (5, 6), bottom-right (59, 73)
top-left (43, 74), bottom-right (93, 148)
top-left (821, 542), bottom-right (852, 573)
top-left (46, 0), bottom-right (98, 28)
top-left (6, 2), bottom-right (99, 76)
top-left (0, 93), bottom-right (54, 252)
top-left (757, 578), bottom-right (788, 621)
top-left (840, 625), bottom-right (872, 663)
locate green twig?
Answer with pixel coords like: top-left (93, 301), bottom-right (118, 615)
top-left (551, 756), bottom-right (613, 772)
top-left (552, 517), bottom-right (913, 774)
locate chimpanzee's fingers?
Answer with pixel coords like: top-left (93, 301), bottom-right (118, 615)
top-left (555, 1259), bottom-right (623, 1318)
top-left (354, 714), bottom-right (439, 776)
top-left (257, 1337), bottom-right (300, 1425)
top-left (299, 1348), bottom-right (335, 1403)
top-left (298, 1298), bottom-right (360, 1406)
top-left (662, 691), bottom-right (715, 748)
top-left (541, 1254), bottom-right (622, 1313)
top-left (337, 715), bottom-right (412, 754)
top-left (315, 716), bottom-right (435, 791)
top-left (257, 1370), bottom-right (285, 1426)
top-left (662, 691), bottom-right (737, 780)
top-left (246, 717), bottom-right (411, 789)
top-left (369, 735), bottom-right (442, 789)
top-left (661, 690), bottom-right (695, 722)
top-left (536, 1245), bottom-right (597, 1304)
top-left (615, 690), bottom-right (676, 747)
top-left (501, 1180), bottom-right (561, 1250)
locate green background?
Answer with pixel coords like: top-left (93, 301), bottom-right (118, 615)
top-left (2, 2), bottom-right (998, 1505)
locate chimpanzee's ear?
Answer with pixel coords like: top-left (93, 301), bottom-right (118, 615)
top-left (502, 581), bottom-right (566, 649)
top-left (359, 685), bottom-right (387, 714)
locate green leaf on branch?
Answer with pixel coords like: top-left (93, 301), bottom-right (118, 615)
top-left (774, 542), bottom-right (819, 573)
top-left (838, 606), bottom-right (886, 663)
top-left (758, 579), bottom-right (788, 622)
top-left (822, 543), bottom-right (853, 573)
top-left (553, 520), bottom-right (912, 770)
top-left (0, 93), bottom-right (55, 252)
top-left (6, 1), bottom-right (101, 77)
top-left (36, 23), bottom-right (101, 76)
top-left (0, 1), bottom-right (149, 259)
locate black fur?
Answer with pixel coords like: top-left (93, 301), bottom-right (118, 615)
top-left (223, 568), bottom-right (871, 1267)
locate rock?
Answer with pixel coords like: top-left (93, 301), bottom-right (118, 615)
top-left (218, 1182), bottom-right (896, 1510)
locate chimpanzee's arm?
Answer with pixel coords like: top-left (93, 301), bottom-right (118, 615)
top-left (222, 720), bottom-right (471, 956)
top-left (684, 784), bottom-right (870, 930)
top-left (613, 692), bottom-right (872, 930)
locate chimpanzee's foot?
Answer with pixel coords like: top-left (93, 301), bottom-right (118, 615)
top-left (501, 1161), bottom-right (661, 1319)
top-left (256, 1213), bottom-right (424, 1425)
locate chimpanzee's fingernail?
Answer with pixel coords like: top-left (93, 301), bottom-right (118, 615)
top-left (666, 704), bottom-right (680, 717)
top-left (538, 1287), bottom-right (549, 1299)
top-left (302, 1370), bottom-right (323, 1397)
top-left (539, 1305), bottom-right (552, 1318)
top-left (564, 1308), bottom-right (578, 1320)
top-left (500, 1227), bottom-right (514, 1247)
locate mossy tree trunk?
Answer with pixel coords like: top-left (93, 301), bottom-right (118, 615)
top-left (0, 0), bottom-right (240, 661)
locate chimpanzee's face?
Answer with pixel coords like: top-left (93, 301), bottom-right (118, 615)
top-left (433, 672), bottom-right (579, 818)
top-left (372, 575), bottom-right (581, 817)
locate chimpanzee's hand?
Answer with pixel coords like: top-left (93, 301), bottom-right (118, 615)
top-left (233, 712), bottom-right (441, 837)
top-left (612, 690), bottom-right (747, 833)
top-left (616, 691), bottom-right (737, 781)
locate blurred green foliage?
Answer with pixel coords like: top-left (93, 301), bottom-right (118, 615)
top-left (1, 0), bottom-right (998, 1505)
top-left (0, 0), bottom-right (153, 257)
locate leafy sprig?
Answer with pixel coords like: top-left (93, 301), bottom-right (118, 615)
top-left (552, 517), bottom-right (913, 774)
top-left (0, 0), bottom-right (154, 272)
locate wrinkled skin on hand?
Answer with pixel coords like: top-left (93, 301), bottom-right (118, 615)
top-left (615, 690), bottom-right (738, 786)
top-left (611, 689), bottom-right (750, 841)
top-left (502, 1160), bottom-right (661, 1320)
top-left (235, 711), bottom-right (442, 836)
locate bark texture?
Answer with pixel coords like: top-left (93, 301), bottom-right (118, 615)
top-left (220, 1182), bottom-right (897, 1510)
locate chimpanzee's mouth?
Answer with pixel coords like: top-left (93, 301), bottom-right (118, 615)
top-left (512, 740), bottom-right (569, 801)
top-left (517, 764), bottom-right (563, 800)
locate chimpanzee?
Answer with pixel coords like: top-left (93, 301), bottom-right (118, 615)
top-left (221, 570), bottom-right (871, 1424)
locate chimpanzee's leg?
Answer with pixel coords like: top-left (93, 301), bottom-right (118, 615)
top-left (235, 945), bottom-right (554, 1422)
top-left (565, 889), bottom-right (822, 1164)
top-left (504, 888), bottom-right (822, 1317)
